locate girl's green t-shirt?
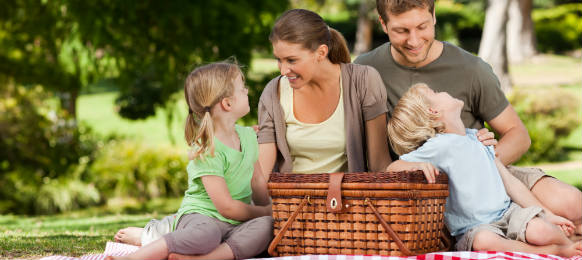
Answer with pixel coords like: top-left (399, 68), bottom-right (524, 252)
top-left (173, 125), bottom-right (258, 229)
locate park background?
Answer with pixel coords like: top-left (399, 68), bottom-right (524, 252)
top-left (0, 0), bottom-right (580, 258)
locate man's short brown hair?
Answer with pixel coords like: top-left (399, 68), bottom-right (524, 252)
top-left (376, 0), bottom-right (435, 22)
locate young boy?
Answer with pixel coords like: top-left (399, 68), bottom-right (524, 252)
top-left (386, 83), bottom-right (581, 257)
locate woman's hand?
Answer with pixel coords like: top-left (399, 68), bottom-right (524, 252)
top-left (386, 160), bottom-right (439, 184)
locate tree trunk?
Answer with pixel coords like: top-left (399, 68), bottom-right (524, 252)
top-left (353, 0), bottom-right (375, 56)
top-left (479, 0), bottom-right (512, 93)
top-left (507, 0), bottom-right (536, 64)
top-left (60, 89), bottom-right (78, 119)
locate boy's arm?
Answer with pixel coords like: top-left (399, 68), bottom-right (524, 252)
top-left (202, 175), bottom-right (271, 222)
top-left (494, 158), bottom-right (575, 234)
top-left (251, 161), bottom-right (272, 207)
top-left (387, 160), bottom-right (439, 184)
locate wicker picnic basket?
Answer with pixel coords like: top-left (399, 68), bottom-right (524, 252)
top-left (267, 171), bottom-right (450, 256)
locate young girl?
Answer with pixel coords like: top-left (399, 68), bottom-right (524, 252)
top-left (108, 62), bottom-right (273, 260)
top-left (386, 83), bottom-right (581, 257)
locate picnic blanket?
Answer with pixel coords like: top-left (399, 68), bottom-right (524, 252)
top-left (39, 242), bottom-right (582, 260)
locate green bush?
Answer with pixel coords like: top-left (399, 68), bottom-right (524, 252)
top-left (510, 88), bottom-right (581, 164)
top-left (0, 83), bottom-right (100, 214)
top-left (89, 140), bottom-right (189, 204)
top-left (534, 3), bottom-right (582, 53)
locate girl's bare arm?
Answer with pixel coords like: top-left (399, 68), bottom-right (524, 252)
top-left (202, 175), bottom-right (271, 222)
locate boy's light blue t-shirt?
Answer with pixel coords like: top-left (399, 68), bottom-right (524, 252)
top-left (400, 128), bottom-right (510, 236)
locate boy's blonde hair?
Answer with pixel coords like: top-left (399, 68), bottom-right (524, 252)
top-left (387, 83), bottom-right (445, 155)
top-left (184, 62), bottom-right (242, 159)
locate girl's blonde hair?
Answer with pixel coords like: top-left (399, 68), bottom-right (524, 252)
top-left (184, 62), bottom-right (242, 159)
top-left (387, 83), bottom-right (445, 155)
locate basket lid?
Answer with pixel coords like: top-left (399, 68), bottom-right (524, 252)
top-left (269, 171), bottom-right (447, 184)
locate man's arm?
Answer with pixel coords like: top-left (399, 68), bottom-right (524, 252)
top-left (486, 105), bottom-right (530, 165)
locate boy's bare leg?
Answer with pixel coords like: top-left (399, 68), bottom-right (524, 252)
top-left (114, 227), bottom-right (143, 246)
top-left (105, 238), bottom-right (168, 260)
top-left (168, 243), bottom-right (234, 260)
top-left (473, 230), bottom-right (582, 257)
top-left (531, 177), bottom-right (582, 235)
top-left (526, 217), bottom-right (573, 246)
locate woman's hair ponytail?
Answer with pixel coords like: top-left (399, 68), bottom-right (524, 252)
top-left (183, 62), bottom-right (241, 160)
top-left (327, 28), bottom-right (351, 64)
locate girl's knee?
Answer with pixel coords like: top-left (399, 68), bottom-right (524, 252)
top-left (244, 216), bottom-right (274, 242)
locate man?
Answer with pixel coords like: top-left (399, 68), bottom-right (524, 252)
top-left (354, 0), bottom-right (581, 236)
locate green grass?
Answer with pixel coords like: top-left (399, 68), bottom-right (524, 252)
top-left (0, 198), bottom-right (181, 259)
top-left (78, 92), bottom-right (190, 149)
top-left (0, 214), bottom-right (150, 259)
top-left (546, 168), bottom-right (582, 190)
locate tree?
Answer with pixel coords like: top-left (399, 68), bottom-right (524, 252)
top-left (353, 0), bottom-right (375, 56)
top-left (0, 0), bottom-right (97, 119)
top-left (0, 0), bottom-right (288, 121)
top-left (74, 0), bottom-right (287, 120)
top-left (479, 0), bottom-right (536, 93)
top-left (507, 0), bottom-right (536, 63)
top-left (479, 0), bottom-right (512, 93)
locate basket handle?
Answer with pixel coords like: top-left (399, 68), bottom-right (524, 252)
top-left (268, 195), bottom-right (310, 256)
top-left (440, 229), bottom-right (452, 250)
top-left (365, 198), bottom-right (414, 256)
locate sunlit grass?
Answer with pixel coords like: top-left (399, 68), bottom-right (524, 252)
top-left (78, 92), bottom-right (189, 149)
top-left (546, 168), bottom-right (582, 190)
top-left (0, 198), bottom-right (181, 259)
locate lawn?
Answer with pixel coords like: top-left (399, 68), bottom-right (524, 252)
top-left (0, 198), bottom-right (181, 259)
top-left (78, 92), bottom-right (189, 149)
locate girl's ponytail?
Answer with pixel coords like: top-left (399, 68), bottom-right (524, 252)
top-left (191, 110), bottom-right (215, 159)
top-left (327, 27), bottom-right (351, 64)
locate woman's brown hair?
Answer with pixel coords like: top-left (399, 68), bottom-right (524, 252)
top-left (269, 9), bottom-right (351, 64)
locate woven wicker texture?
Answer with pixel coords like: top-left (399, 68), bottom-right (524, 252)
top-left (268, 171), bottom-right (449, 256)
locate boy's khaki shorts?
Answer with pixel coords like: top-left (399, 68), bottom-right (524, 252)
top-left (507, 165), bottom-right (549, 190)
top-left (455, 203), bottom-right (544, 251)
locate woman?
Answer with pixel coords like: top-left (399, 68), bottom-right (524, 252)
top-left (258, 9), bottom-right (391, 176)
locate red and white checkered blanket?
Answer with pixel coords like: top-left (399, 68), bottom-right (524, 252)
top-left (39, 242), bottom-right (582, 260)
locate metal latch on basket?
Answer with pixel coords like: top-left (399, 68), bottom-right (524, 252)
top-left (326, 172), bottom-right (344, 213)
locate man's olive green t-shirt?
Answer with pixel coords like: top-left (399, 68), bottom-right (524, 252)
top-left (354, 42), bottom-right (509, 131)
top-left (173, 125), bottom-right (258, 229)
